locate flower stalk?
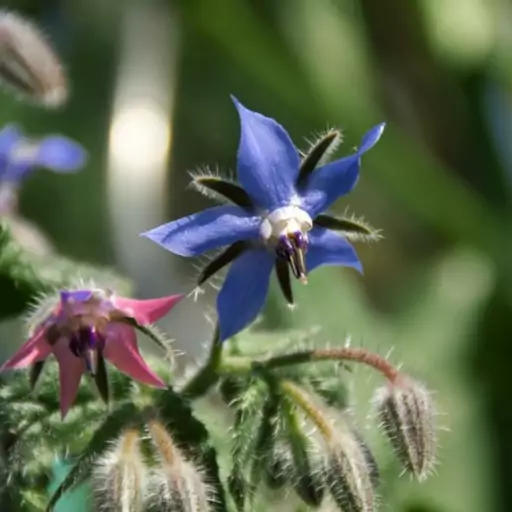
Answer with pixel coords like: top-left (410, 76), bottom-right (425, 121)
top-left (280, 379), bottom-right (334, 441)
top-left (220, 346), bottom-right (399, 382)
top-left (180, 325), bottom-right (223, 398)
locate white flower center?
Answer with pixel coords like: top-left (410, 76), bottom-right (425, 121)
top-left (260, 206), bottom-right (313, 283)
top-left (259, 205), bottom-right (313, 242)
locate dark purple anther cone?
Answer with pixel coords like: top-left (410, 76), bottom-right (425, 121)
top-left (276, 235), bottom-right (294, 260)
top-left (68, 327), bottom-right (103, 374)
top-left (293, 231), bottom-right (308, 251)
top-left (275, 232), bottom-right (309, 281)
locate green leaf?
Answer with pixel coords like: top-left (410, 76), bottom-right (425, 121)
top-left (154, 386), bottom-right (228, 511)
top-left (250, 392), bottom-right (281, 490)
top-left (228, 380), bottom-right (267, 510)
top-left (46, 402), bottom-right (140, 511)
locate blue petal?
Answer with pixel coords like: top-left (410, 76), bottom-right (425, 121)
top-left (233, 96), bottom-right (300, 210)
top-left (300, 123), bottom-right (385, 217)
top-left (60, 290), bottom-right (94, 305)
top-left (0, 125), bottom-right (22, 180)
top-left (306, 227), bottom-right (363, 274)
top-left (36, 136), bottom-right (88, 172)
top-left (0, 125), bottom-right (21, 155)
top-left (217, 248), bottom-right (274, 342)
top-left (142, 205), bottom-right (261, 257)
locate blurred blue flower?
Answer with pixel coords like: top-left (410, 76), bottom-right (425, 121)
top-left (143, 97), bottom-right (385, 341)
top-left (0, 124), bottom-right (86, 182)
top-left (0, 124), bottom-right (86, 212)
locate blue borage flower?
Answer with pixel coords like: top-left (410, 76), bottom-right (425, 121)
top-left (143, 97), bottom-right (385, 341)
top-left (0, 124), bottom-right (86, 212)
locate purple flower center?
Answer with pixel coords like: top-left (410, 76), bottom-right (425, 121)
top-left (69, 327), bottom-right (104, 374)
top-left (275, 231), bottom-right (308, 282)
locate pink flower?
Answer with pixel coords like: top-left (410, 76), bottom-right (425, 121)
top-left (0, 289), bottom-right (182, 418)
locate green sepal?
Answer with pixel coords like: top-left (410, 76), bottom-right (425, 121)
top-left (191, 176), bottom-right (253, 209)
top-left (297, 130), bottom-right (341, 186)
top-left (122, 317), bottom-right (172, 359)
top-left (92, 352), bottom-right (109, 405)
top-left (314, 214), bottom-right (381, 243)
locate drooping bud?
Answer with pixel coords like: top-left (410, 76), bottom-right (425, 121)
top-left (283, 408), bottom-right (325, 507)
top-left (325, 426), bottom-right (378, 512)
top-left (0, 11), bottom-right (68, 107)
top-left (263, 442), bottom-right (288, 490)
top-left (147, 420), bottom-right (213, 512)
top-left (373, 376), bottom-right (437, 481)
top-left (91, 428), bottom-right (147, 512)
top-left (290, 442), bottom-right (325, 508)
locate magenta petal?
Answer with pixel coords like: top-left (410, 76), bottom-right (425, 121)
top-left (0, 330), bottom-right (51, 370)
top-left (112, 295), bottom-right (183, 324)
top-left (52, 338), bottom-right (85, 419)
top-left (103, 324), bottom-right (166, 388)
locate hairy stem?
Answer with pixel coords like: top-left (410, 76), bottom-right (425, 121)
top-left (265, 347), bottom-right (399, 382)
top-left (221, 347), bottom-right (399, 382)
top-left (180, 325), bottom-right (223, 398)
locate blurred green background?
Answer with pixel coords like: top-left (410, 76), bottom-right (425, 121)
top-left (1, 0), bottom-right (512, 511)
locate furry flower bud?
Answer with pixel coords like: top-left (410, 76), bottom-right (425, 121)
top-left (91, 429), bottom-right (147, 512)
top-left (325, 426), bottom-right (378, 512)
top-left (147, 420), bottom-right (213, 512)
top-left (0, 11), bottom-right (68, 106)
top-left (374, 377), bottom-right (437, 481)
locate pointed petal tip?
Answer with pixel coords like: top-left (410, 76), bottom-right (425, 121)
top-left (359, 122), bottom-right (386, 154)
top-left (36, 136), bottom-right (88, 173)
top-left (230, 94), bottom-right (243, 109)
top-left (0, 331), bottom-right (51, 370)
top-left (114, 294), bottom-right (183, 324)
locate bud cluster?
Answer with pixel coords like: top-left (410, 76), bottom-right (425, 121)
top-left (90, 421), bottom-right (213, 512)
top-left (92, 429), bottom-right (146, 512)
top-left (146, 420), bottom-right (213, 512)
top-left (222, 354), bottom-right (439, 512)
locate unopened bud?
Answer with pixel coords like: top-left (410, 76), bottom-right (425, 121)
top-left (147, 420), bottom-right (213, 512)
top-left (91, 429), bottom-right (147, 512)
top-left (264, 444), bottom-right (288, 490)
top-left (0, 11), bottom-right (68, 107)
top-left (374, 377), bottom-right (437, 481)
top-left (288, 431), bottom-right (324, 507)
top-left (325, 426), bottom-right (377, 512)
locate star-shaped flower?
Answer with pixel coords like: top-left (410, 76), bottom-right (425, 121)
top-left (0, 124), bottom-right (86, 213)
top-left (0, 289), bottom-right (182, 418)
top-left (143, 97), bottom-right (385, 342)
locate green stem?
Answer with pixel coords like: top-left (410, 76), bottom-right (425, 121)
top-left (280, 379), bottom-right (333, 441)
top-left (180, 325), bottom-right (223, 398)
